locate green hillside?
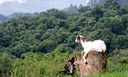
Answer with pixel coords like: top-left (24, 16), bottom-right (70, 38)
top-left (0, 0), bottom-right (128, 77)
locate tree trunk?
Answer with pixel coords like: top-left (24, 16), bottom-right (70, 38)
top-left (74, 51), bottom-right (107, 77)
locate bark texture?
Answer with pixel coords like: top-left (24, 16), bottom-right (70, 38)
top-left (74, 51), bottom-right (107, 77)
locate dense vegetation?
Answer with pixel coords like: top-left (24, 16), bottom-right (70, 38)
top-left (0, 0), bottom-right (128, 77)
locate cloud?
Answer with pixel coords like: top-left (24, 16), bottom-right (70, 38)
top-left (86, 0), bottom-right (90, 3)
top-left (0, 0), bottom-right (27, 4)
top-left (0, 0), bottom-right (14, 4)
top-left (17, 0), bottom-right (27, 3)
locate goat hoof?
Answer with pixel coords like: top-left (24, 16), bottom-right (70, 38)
top-left (85, 62), bottom-right (88, 64)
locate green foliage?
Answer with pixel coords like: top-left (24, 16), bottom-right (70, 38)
top-left (108, 49), bottom-right (128, 72)
top-left (11, 51), bottom-right (73, 77)
top-left (0, 53), bottom-right (12, 77)
top-left (38, 39), bottom-right (58, 53)
top-left (91, 5), bottom-right (104, 20)
top-left (0, 1), bottom-right (128, 77)
top-left (78, 6), bottom-right (90, 13)
top-left (93, 71), bottom-right (128, 77)
top-left (0, 0), bottom-right (127, 55)
top-left (104, 0), bottom-right (120, 10)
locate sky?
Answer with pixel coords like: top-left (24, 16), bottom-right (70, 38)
top-left (0, 0), bottom-right (88, 16)
top-left (0, 0), bottom-right (27, 4)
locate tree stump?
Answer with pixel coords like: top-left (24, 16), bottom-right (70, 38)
top-left (74, 51), bottom-right (107, 77)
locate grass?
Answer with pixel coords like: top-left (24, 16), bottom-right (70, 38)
top-left (93, 71), bottom-right (128, 77)
top-left (57, 71), bottom-right (128, 77)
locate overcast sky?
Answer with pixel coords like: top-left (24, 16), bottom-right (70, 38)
top-left (0, 0), bottom-right (89, 4)
top-left (0, 0), bottom-right (89, 15)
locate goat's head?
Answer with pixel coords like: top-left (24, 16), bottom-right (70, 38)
top-left (64, 57), bottom-right (75, 75)
top-left (75, 35), bottom-right (85, 43)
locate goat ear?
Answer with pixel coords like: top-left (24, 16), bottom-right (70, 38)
top-left (77, 35), bottom-right (80, 40)
top-left (82, 38), bottom-right (85, 41)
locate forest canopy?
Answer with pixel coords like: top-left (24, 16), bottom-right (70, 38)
top-left (0, 0), bottom-right (128, 77)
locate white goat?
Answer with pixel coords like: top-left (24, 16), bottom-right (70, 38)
top-left (75, 35), bottom-right (106, 63)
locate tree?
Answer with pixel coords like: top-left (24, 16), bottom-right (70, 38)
top-left (47, 9), bottom-right (67, 19)
top-left (121, 14), bottom-right (128, 28)
top-left (0, 53), bottom-right (12, 77)
top-left (38, 40), bottom-right (58, 53)
top-left (110, 16), bottom-right (125, 34)
top-left (78, 6), bottom-right (90, 13)
top-left (91, 5), bottom-right (104, 20)
top-left (87, 17), bottom-right (96, 26)
top-left (104, 0), bottom-right (120, 10)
